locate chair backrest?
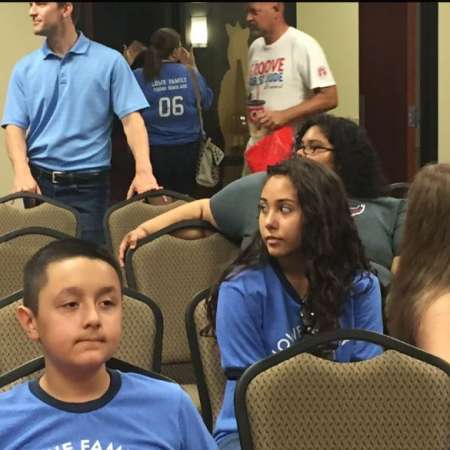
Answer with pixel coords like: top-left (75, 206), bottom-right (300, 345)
top-left (104, 189), bottom-right (192, 259)
top-left (0, 192), bottom-right (80, 237)
top-left (0, 288), bottom-right (163, 375)
top-left (114, 287), bottom-right (163, 372)
top-left (236, 329), bottom-right (450, 450)
top-left (186, 289), bottom-right (226, 431)
top-left (0, 227), bottom-right (70, 299)
top-left (0, 356), bottom-right (173, 393)
top-left (125, 220), bottom-right (239, 384)
top-left (0, 357), bottom-right (45, 393)
top-left (387, 182), bottom-right (410, 199)
top-left (0, 291), bottom-right (41, 375)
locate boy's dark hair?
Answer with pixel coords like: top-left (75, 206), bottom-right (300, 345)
top-left (58, 2), bottom-right (80, 25)
top-left (23, 239), bottom-right (123, 315)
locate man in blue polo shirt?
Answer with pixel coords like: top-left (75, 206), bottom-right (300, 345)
top-left (1, 2), bottom-right (159, 243)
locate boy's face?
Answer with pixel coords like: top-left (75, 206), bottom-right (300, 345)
top-left (18, 257), bottom-right (122, 373)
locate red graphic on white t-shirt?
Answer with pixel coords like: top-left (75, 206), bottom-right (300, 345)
top-left (318, 66), bottom-right (328, 77)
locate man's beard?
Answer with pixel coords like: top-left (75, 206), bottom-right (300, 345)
top-left (248, 24), bottom-right (264, 39)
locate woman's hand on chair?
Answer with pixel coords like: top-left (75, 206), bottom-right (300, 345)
top-left (119, 227), bottom-right (148, 267)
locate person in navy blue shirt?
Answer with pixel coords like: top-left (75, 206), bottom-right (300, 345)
top-left (1, 3), bottom-right (159, 243)
top-left (134, 27), bottom-right (213, 196)
top-left (0, 238), bottom-right (217, 449)
top-left (206, 158), bottom-right (383, 450)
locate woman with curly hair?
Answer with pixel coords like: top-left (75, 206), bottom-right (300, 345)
top-left (212, 157), bottom-right (383, 450)
top-left (294, 114), bottom-right (406, 287)
top-left (386, 163), bottom-right (450, 362)
top-left (120, 115), bottom-right (405, 289)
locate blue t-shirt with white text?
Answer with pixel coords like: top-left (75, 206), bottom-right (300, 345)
top-left (0, 370), bottom-right (217, 450)
top-left (134, 63), bottom-right (213, 146)
top-left (214, 262), bottom-right (383, 443)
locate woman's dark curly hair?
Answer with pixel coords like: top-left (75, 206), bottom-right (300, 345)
top-left (143, 28), bottom-right (180, 81)
top-left (297, 114), bottom-right (387, 198)
top-left (205, 157), bottom-right (372, 336)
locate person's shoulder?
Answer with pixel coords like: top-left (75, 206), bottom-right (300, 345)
top-left (0, 381), bottom-right (32, 407)
top-left (13, 48), bottom-right (43, 72)
top-left (211, 172), bottom-right (266, 204)
top-left (249, 36), bottom-right (265, 52)
top-left (88, 39), bottom-right (124, 61)
top-left (226, 172), bottom-right (267, 191)
top-left (133, 67), bottom-right (144, 80)
top-left (120, 371), bottom-right (185, 403)
top-left (221, 264), bottom-right (271, 293)
top-left (289, 27), bottom-right (320, 46)
top-left (366, 196), bottom-right (408, 216)
top-left (367, 196), bottom-right (406, 207)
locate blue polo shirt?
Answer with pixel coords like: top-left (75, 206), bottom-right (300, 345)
top-left (1, 33), bottom-right (149, 171)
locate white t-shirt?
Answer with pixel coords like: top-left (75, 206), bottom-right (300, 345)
top-left (247, 27), bottom-right (336, 111)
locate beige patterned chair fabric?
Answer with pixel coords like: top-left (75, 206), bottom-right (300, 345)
top-left (241, 350), bottom-right (450, 450)
top-left (114, 289), bottom-right (163, 372)
top-left (187, 292), bottom-right (226, 430)
top-left (0, 359), bottom-right (44, 393)
top-left (0, 193), bottom-right (79, 237)
top-left (126, 223), bottom-right (239, 408)
top-left (0, 228), bottom-right (68, 299)
top-left (0, 293), bottom-right (41, 375)
top-left (0, 289), bottom-right (163, 376)
top-left (104, 190), bottom-right (192, 261)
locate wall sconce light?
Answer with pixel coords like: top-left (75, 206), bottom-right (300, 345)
top-left (190, 15), bottom-right (208, 48)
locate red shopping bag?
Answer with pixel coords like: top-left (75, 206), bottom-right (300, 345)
top-left (245, 126), bottom-right (294, 173)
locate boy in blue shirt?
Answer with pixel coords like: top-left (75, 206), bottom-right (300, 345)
top-left (0, 239), bottom-right (217, 449)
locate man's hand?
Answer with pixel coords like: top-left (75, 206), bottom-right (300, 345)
top-left (13, 169), bottom-right (41, 195)
top-left (126, 171), bottom-right (161, 199)
top-left (118, 227), bottom-right (148, 267)
top-left (255, 109), bottom-right (289, 131)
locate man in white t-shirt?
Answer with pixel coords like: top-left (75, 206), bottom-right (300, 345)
top-left (246, 2), bottom-right (338, 142)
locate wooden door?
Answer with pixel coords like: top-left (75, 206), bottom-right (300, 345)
top-left (359, 3), bottom-right (418, 183)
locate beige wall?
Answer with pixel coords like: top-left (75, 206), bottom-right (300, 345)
top-left (0, 3), bottom-right (43, 196)
top-left (297, 2), bottom-right (359, 121)
top-left (438, 3), bottom-right (450, 163)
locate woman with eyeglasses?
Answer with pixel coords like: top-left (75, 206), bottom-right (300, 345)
top-left (120, 114), bottom-right (405, 289)
top-left (386, 163), bottom-right (450, 363)
top-left (210, 157), bottom-right (383, 450)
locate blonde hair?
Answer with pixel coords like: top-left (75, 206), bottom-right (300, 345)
top-left (386, 163), bottom-right (450, 344)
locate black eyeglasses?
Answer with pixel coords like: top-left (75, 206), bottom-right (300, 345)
top-left (296, 142), bottom-right (334, 155)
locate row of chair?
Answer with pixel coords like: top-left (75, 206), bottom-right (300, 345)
top-left (2, 310), bottom-right (449, 449)
top-left (0, 190), bottom-right (240, 410)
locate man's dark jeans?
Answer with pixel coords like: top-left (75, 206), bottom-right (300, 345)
top-left (26, 169), bottom-right (111, 245)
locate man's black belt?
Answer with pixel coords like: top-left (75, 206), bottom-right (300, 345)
top-left (30, 165), bottom-right (110, 185)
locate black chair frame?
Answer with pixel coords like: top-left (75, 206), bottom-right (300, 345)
top-left (103, 188), bottom-right (193, 255)
top-left (185, 287), bottom-right (215, 430)
top-left (0, 191), bottom-right (82, 238)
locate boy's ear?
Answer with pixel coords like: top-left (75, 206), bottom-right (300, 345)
top-left (16, 306), bottom-right (40, 342)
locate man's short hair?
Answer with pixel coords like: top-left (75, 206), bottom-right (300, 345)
top-left (23, 239), bottom-right (123, 315)
top-left (58, 2), bottom-right (80, 25)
